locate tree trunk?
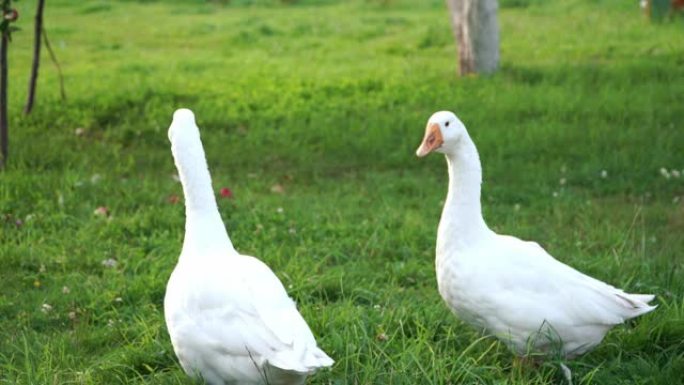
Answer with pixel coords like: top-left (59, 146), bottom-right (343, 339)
top-left (24, 0), bottom-right (46, 115)
top-left (446, 0), bottom-right (499, 76)
top-left (0, 30), bottom-right (8, 168)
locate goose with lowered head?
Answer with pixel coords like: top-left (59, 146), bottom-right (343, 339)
top-left (164, 109), bottom-right (333, 385)
top-left (415, 110), bottom-right (656, 364)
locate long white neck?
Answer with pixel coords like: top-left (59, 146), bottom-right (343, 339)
top-left (437, 133), bottom-right (490, 253)
top-left (170, 115), bottom-right (235, 258)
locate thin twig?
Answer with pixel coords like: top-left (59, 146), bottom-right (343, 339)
top-left (0, 27), bottom-right (8, 168)
top-left (42, 27), bottom-right (66, 101)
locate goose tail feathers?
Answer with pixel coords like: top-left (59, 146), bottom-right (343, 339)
top-left (616, 292), bottom-right (657, 320)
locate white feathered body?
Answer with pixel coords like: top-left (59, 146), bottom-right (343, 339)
top-left (164, 109), bottom-right (332, 385)
top-left (436, 229), bottom-right (655, 358)
top-left (165, 251), bottom-right (331, 385)
top-left (419, 110), bottom-right (656, 359)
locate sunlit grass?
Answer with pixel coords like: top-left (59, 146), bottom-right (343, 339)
top-left (0, 0), bottom-right (682, 384)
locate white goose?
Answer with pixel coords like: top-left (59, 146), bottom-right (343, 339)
top-left (164, 109), bottom-right (333, 385)
top-left (416, 111), bottom-right (656, 362)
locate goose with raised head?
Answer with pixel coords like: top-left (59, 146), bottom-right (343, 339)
top-left (415, 111), bottom-right (656, 363)
top-left (164, 109), bottom-right (333, 385)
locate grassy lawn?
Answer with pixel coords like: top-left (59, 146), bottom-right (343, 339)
top-left (1, 0), bottom-right (683, 383)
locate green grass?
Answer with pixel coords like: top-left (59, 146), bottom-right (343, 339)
top-left (1, 0), bottom-right (683, 383)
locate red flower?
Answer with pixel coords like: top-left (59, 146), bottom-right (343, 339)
top-left (94, 206), bottom-right (109, 217)
top-left (219, 187), bottom-right (233, 199)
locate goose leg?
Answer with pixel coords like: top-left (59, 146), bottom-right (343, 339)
top-left (560, 363), bottom-right (573, 385)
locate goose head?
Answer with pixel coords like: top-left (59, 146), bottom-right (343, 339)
top-left (168, 108), bottom-right (199, 144)
top-left (416, 111), bottom-right (466, 157)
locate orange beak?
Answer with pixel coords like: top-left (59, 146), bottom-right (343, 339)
top-left (416, 122), bottom-right (443, 157)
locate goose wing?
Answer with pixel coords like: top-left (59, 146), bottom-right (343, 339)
top-left (454, 234), bottom-right (655, 350)
top-left (169, 254), bottom-right (332, 373)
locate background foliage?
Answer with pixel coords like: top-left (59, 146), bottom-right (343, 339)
top-left (0, 0), bottom-right (683, 384)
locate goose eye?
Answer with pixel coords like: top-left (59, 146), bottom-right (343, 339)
top-left (445, 121), bottom-right (450, 127)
